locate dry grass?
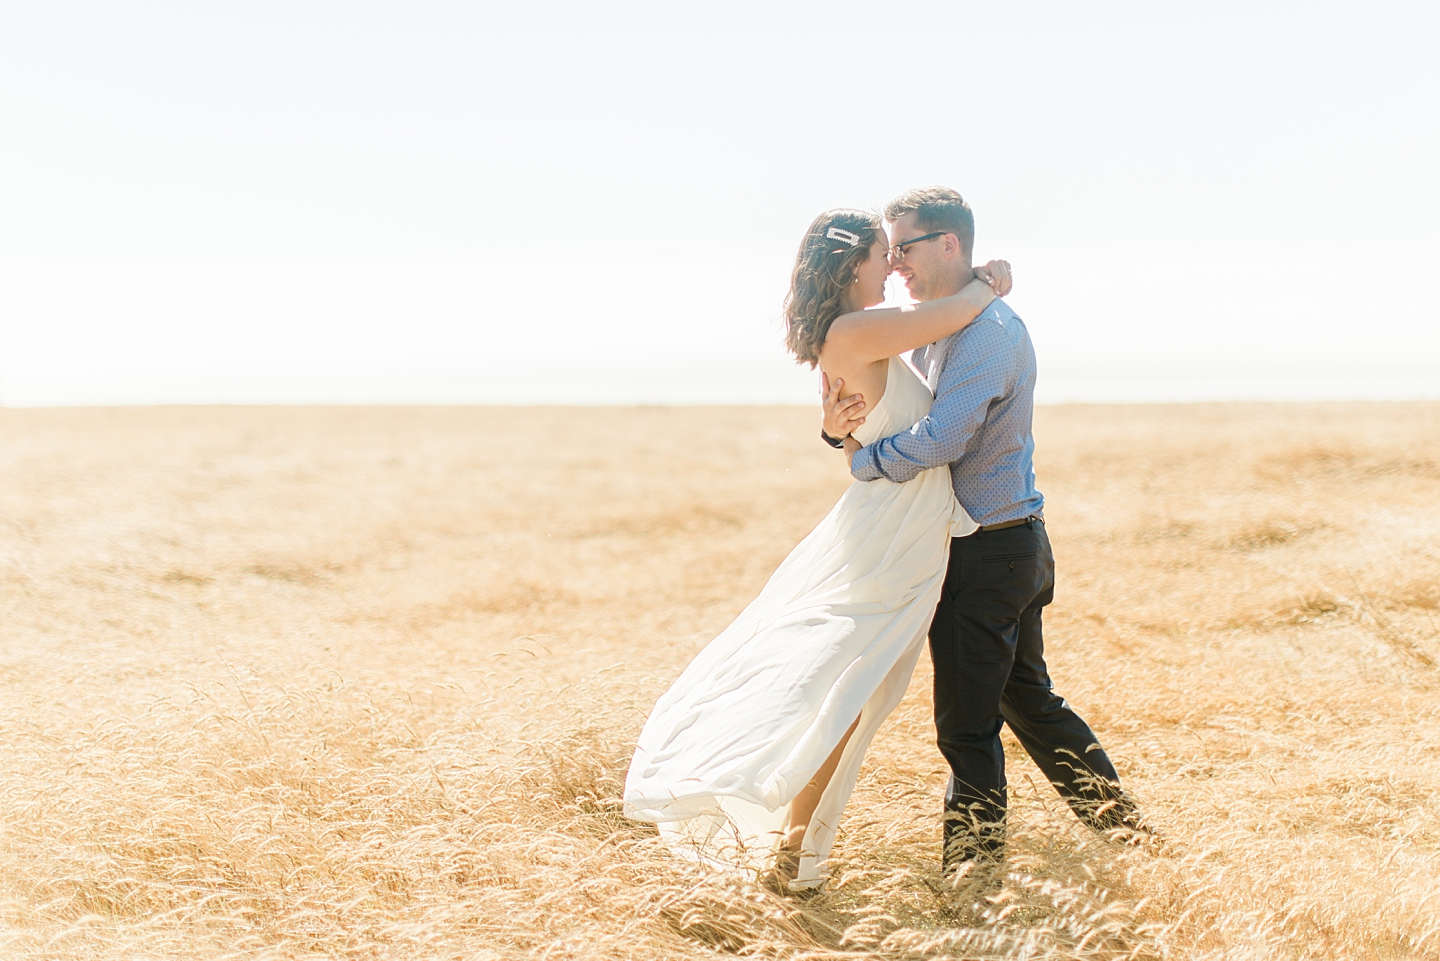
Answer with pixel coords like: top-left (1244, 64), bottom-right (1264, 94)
top-left (2, 401), bottom-right (1439, 959)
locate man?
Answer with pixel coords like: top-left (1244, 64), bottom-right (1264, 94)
top-left (821, 186), bottom-right (1145, 873)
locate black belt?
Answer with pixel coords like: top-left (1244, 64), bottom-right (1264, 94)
top-left (978, 514), bottom-right (1042, 532)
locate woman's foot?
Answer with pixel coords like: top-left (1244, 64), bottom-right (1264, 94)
top-left (759, 847), bottom-right (801, 894)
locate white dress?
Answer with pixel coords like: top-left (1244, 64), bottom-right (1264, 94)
top-left (623, 355), bottom-right (976, 887)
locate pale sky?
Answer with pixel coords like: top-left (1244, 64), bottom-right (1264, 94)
top-left (2, 2), bottom-right (1437, 406)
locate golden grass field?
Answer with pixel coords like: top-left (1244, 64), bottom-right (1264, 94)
top-left (2, 401), bottom-right (1439, 960)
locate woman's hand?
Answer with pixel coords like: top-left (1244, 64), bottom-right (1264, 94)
top-left (974, 260), bottom-right (1013, 297)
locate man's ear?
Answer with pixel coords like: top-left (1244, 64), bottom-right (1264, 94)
top-left (940, 232), bottom-right (961, 258)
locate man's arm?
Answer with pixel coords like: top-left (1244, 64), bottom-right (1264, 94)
top-left (851, 320), bottom-right (1015, 483)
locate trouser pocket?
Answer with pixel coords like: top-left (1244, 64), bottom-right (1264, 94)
top-left (982, 551), bottom-right (1038, 572)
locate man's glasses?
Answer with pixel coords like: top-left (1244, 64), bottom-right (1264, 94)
top-left (887, 231), bottom-right (948, 265)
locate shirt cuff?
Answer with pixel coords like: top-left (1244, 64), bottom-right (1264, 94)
top-left (850, 443), bottom-right (883, 481)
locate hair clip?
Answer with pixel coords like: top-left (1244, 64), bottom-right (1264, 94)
top-left (825, 227), bottom-right (860, 247)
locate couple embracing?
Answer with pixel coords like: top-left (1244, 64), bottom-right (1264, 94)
top-left (623, 187), bottom-right (1147, 893)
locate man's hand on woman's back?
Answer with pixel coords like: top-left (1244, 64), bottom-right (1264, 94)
top-left (821, 371), bottom-right (867, 442)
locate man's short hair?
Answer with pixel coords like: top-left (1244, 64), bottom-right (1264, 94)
top-left (885, 186), bottom-right (974, 263)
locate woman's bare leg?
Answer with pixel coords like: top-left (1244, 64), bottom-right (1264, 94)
top-left (782, 715), bottom-right (863, 855)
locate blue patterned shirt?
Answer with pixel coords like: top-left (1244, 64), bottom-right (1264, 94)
top-left (850, 299), bottom-right (1045, 528)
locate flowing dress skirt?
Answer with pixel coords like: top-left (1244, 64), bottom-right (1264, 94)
top-left (623, 357), bottom-right (972, 886)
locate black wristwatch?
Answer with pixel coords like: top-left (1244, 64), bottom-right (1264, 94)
top-left (821, 429), bottom-right (848, 450)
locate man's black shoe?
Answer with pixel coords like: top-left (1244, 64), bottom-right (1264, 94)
top-left (941, 805), bottom-right (1006, 876)
top-left (1085, 797), bottom-right (1165, 849)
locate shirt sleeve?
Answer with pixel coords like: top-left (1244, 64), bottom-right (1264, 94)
top-left (851, 320), bottom-right (1015, 483)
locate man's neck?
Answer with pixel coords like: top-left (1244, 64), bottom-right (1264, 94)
top-left (922, 263), bottom-right (973, 302)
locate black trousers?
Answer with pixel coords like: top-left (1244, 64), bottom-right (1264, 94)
top-left (929, 517), bottom-right (1124, 859)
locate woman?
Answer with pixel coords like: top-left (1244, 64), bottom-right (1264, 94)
top-left (623, 208), bottom-right (1010, 892)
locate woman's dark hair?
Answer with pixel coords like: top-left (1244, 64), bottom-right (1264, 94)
top-left (782, 208), bottom-right (882, 367)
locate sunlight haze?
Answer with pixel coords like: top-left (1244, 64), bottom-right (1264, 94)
top-left (2, 2), bottom-right (1436, 405)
